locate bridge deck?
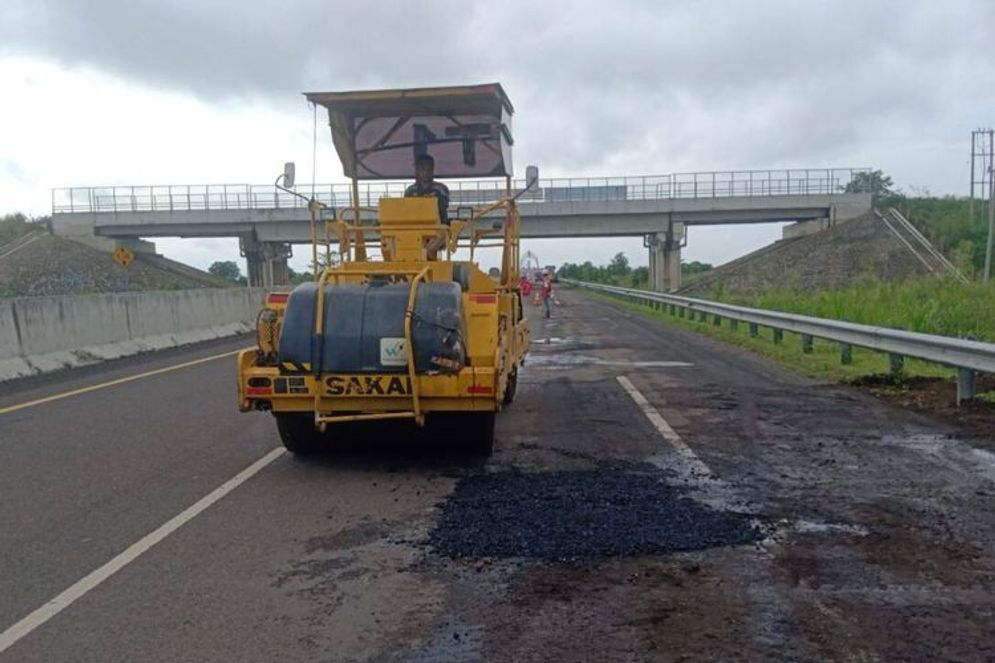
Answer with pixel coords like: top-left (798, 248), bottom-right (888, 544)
top-left (52, 169), bottom-right (873, 241)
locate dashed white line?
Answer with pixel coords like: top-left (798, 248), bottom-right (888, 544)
top-left (616, 375), bottom-right (714, 480)
top-left (0, 447), bottom-right (286, 654)
top-left (617, 376), bottom-right (768, 521)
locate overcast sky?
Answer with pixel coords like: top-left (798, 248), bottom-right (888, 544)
top-left (2, 0), bottom-right (992, 273)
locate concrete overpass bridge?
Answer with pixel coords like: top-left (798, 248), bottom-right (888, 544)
top-left (52, 168), bottom-right (872, 291)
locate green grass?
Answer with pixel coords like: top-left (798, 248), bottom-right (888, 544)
top-left (882, 196), bottom-right (989, 276)
top-left (717, 279), bottom-right (995, 343)
top-left (587, 290), bottom-right (958, 383)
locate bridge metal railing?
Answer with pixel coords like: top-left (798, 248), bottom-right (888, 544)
top-left (564, 279), bottom-right (995, 405)
top-left (52, 168), bottom-right (872, 214)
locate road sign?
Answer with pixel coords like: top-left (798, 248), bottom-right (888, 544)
top-left (113, 246), bottom-right (134, 268)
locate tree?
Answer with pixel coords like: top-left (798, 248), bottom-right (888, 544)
top-left (681, 261), bottom-right (713, 278)
top-left (287, 267), bottom-right (312, 285)
top-left (208, 260), bottom-right (242, 282)
top-left (844, 170), bottom-right (894, 198)
top-left (608, 252), bottom-right (630, 277)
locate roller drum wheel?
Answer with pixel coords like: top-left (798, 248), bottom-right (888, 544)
top-left (471, 412), bottom-right (496, 456)
top-left (275, 413), bottom-right (324, 456)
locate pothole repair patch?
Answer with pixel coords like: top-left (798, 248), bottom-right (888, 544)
top-left (429, 469), bottom-right (763, 561)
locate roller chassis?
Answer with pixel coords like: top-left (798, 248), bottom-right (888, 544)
top-left (237, 83), bottom-right (532, 455)
top-left (237, 84), bottom-right (538, 454)
top-left (238, 273), bottom-right (528, 454)
top-left (238, 273), bottom-right (528, 415)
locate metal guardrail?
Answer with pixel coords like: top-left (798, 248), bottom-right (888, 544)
top-left (565, 279), bottom-right (995, 404)
top-left (52, 168), bottom-right (872, 214)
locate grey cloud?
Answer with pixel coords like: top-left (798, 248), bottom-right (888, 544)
top-left (2, 0), bottom-right (993, 191)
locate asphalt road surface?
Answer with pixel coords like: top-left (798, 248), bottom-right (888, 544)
top-left (1, 288), bottom-right (993, 662)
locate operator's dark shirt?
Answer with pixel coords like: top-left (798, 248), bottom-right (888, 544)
top-left (404, 181), bottom-right (450, 224)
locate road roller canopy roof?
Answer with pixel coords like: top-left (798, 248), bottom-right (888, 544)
top-left (304, 83), bottom-right (515, 181)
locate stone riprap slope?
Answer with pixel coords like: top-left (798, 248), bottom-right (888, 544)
top-left (0, 234), bottom-right (235, 297)
top-left (679, 211), bottom-right (933, 297)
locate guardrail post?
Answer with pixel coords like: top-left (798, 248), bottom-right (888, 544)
top-left (749, 323), bottom-right (758, 337)
top-left (712, 315), bottom-right (721, 327)
top-left (840, 343), bottom-right (853, 365)
top-left (697, 310), bottom-right (707, 323)
top-left (730, 319), bottom-right (739, 331)
top-left (678, 307), bottom-right (686, 319)
top-left (772, 328), bottom-right (783, 345)
top-left (956, 368), bottom-right (976, 404)
top-left (801, 334), bottom-right (813, 354)
top-left (889, 353), bottom-right (904, 377)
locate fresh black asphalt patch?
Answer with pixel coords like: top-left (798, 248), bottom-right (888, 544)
top-left (429, 469), bottom-right (763, 561)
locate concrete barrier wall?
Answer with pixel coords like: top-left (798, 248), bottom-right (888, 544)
top-left (0, 287), bottom-right (267, 382)
top-left (0, 300), bottom-right (20, 360)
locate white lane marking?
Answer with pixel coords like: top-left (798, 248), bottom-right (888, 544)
top-left (0, 447), bottom-right (286, 654)
top-left (616, 375), bottom-right (714, 480)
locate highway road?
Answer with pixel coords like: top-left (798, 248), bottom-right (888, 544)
top-left (1, 288), bottom-right (993, 662)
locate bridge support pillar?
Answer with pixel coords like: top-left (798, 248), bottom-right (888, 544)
top-left (646, 223), bottom-right (684, 293)
top-left (240, 237), bottom-right (292, 288)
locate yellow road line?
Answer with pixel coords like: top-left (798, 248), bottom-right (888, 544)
top-left (0, 348), bottom-right (248, 416)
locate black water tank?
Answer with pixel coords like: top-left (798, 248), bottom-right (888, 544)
top-left (278, 281), bottom-right (466, 374)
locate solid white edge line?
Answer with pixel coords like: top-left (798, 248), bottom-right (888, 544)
top-left (616, 375), bottom-right (713, 477)
top-left (0, 446), bottom-right (286, 654)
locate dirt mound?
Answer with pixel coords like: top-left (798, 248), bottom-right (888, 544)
top-left (679, 211), bottom-right (935, 297)
top-left (0, 234), bottom-right (235, 297)
top-left (849, 374), bottom-right (995, 444)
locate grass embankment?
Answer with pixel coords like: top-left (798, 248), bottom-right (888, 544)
top-left (884, 196), bottom-right (990, 277)
top-left (588, 278), bottom-right (995, 386)
top-left (725, 279), bottom-right (995, 343)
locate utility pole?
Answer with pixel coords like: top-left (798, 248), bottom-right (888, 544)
top-left (970, 128), bottom-right (994, 281)
top-left (971, 132), bottom-right (977, 225)
top-left (987, 157), bottom-right (995, 282)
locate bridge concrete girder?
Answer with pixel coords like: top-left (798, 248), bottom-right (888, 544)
top-left (54, 193), bottom-right (872, 245)
top-left (50, 192), bottom-right (871, 291)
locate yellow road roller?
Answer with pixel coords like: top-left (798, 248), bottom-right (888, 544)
top-left (237, 83), bottom-right (533, 455)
